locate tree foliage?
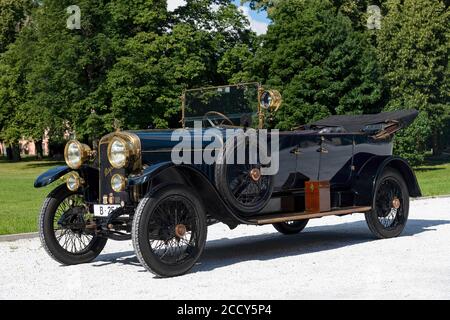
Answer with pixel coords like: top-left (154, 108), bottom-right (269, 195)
top-left (243, 0), bottom-right (449, 162)
top-left (377, 0), bottom-right (450, 163)
top-left (0, 0), bottom-right (36, 154)
top-left (245, 0), bottom-right (382, 130)
top-left (0, 0), bottom-right (254, 145)
top-left (0, 0), bottom-right (448, 165)
top-left (106, 0), bottom-right (255, 130)
top-left (0, 0), bottom-right (35, 53)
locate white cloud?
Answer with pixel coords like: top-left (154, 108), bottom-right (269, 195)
top-left (239, 6), bottom-right (268, 35)
top-left (167, 0), bottom-right (187, 12)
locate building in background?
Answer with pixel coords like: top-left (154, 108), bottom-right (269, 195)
top-left (18, 138), bottom-right (49, 156)
top-left (0, 135), bottom-right (49, 158)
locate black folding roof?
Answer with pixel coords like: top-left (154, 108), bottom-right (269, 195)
top-left (309, 109), bottom-right (419, 133)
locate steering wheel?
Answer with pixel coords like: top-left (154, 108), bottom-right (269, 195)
top-left (203, 111), bottom-right (235, 127)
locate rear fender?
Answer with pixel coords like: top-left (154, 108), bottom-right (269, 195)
top-left (352, 156), bottom-right (422, 206)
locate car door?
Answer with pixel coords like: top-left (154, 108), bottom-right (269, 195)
top-left (273, 132), bottom-right (300, 191)
top-left (272, 131), bottom-right (321, 191)
top-left (293, 133), bottom-right (322, 183)
top-left (318, 134), bottom-right (354, 185)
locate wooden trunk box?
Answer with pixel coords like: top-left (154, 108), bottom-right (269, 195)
top-left (305, 181), bottom-right (331, 213)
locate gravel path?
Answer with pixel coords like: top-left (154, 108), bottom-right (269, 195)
top-left (1, 197), bottom-right (449, 300)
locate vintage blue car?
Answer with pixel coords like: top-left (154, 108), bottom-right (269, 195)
top-left (34, 83), bottom-right (421, 277)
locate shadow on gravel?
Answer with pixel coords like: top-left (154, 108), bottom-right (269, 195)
top-left (92, 219), bottom-right (450, 274)
top-left (93, 253), bottom-right (140, 267)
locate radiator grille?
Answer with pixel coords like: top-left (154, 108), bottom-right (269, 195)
top-left (99, 141), bottom-right (126, 204)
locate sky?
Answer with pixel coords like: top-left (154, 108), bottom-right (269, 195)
top-left (167, 0), bottom-right (270, 35)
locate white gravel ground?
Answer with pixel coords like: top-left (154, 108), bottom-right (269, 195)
top-left (1, 197), bottom-right (449, 300)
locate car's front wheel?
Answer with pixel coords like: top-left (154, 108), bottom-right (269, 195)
top-left (39, 185), bottom-right (107, 265)
top-left (365, 168), bottom-right (410, 239)
top-left (132, 185), bottom-right (207, 277)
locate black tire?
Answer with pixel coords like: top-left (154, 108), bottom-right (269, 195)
top-left (365, 168), bottom-right (409, 239)
top-left (38, 185), bottom-right (107, 265)
top-left (215, 134), bottom-right (274, 215)
top-left (273, 219), bottom-right (309, 235)
top-left (132, 185), bottom-right (207, 277)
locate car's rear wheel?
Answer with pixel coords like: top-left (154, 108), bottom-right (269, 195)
top-left (39, 185), bottom-right (107, 265)
top-left (273, 219), bottom-right (309, 235)
top-left (132, 185), bottom-right (207, 277)
top-left (365, 168), bottom-right (409, 239)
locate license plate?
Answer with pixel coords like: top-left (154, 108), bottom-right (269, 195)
top-left (94, 204), bottom-right (121, 217)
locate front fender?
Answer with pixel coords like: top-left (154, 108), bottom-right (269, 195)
top-left (352, 155), bottom-right (422, 206)
top-left (34, 166), bottom-right (71, 188)
top-left (128, 162), bottom-right (174, 186)
top-left (128, 162), bottom-right (246, 229)
top-left (34, 165), bottom-right (100, 195)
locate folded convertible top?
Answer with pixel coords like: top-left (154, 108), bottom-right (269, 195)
top-left (308, 109), bottom-right (419, 135)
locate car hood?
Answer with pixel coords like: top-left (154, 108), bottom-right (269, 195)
top-left (130, 128), bottom-right (232, 150)
top-left (129, 128), bottom-right (232, 165)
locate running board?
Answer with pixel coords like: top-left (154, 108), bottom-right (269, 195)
top-left (250, 206), bottom-right (372, 225)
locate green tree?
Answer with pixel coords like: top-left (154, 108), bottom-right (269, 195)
top-left (0, 0), bottom-right (120, 157)
top-left (0, 0), bottom-right (35, 53)
top-left (0, 0), bottom-right (255, 153)
top-left (0, 0), bottom-right (36, 159)
top-left (0, 27), bottom-right (39, 154)
top-left (242, 0), bottom-right (388, 27)
top-left (245, 0), bottom-right (382, 129)
top-left (106, 0), bottom-right (254, 129)
top-left (377, 0), bottom-right (450, 163)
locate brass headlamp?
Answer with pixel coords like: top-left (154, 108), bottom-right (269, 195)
top-left (106, 133), bottom-right (141, 171)
top-left (64, 140), bottom-right (92, 169)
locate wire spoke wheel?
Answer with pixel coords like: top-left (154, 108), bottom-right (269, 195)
top-left (53, 194), bottom-right (95, 254)
top-left (227, 164), bottom-right (271, 207)
top-left (375, 178), bottom-right (405, 230)
top-left (133, 185), bottom-right (207, 277)
top-left (39, 185), bottom-right (107, 265)
top-left (365, 169), bottom-right (410, 239)
top-left (147, 195), bottom-right (200, 265)
top-left (215, 134), bottom-right (274, 214)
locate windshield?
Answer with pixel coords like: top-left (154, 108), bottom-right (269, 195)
top-left (183, 83), bottom-right (260, 128)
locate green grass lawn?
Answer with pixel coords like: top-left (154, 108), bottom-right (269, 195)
top-left (415, 157), bottom-right (450, 197)
top-left (0, 158), bottom-right (63, 235)
top-left (0, 157), bottom-right (449, 235)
